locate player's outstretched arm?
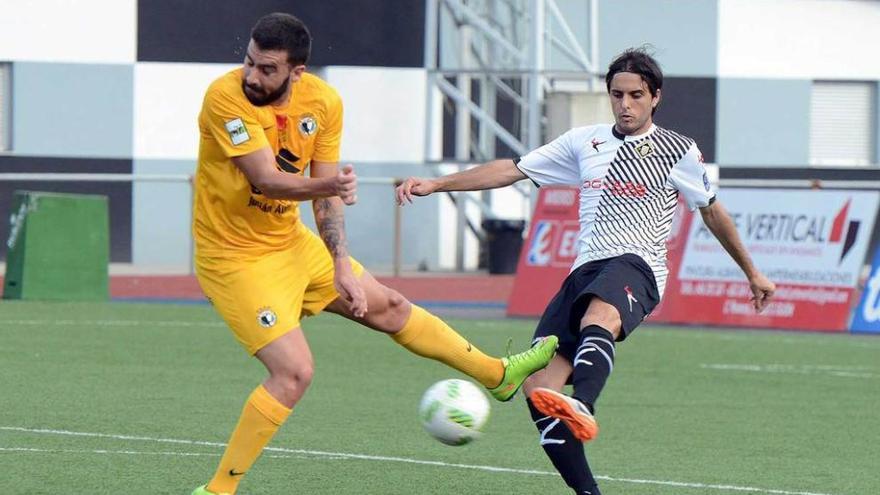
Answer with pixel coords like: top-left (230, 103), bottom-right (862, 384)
top-left (310, 160), bottom-right (367, 318)
top-left (396, 159), bottom-right (527, 205)
top-left (699, 200), bottom-right (776, 312)
top-left (232, 147), bottom-right (356, 202)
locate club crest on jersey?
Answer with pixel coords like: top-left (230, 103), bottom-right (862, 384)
top-left (257, 307), bottom-right (277, 328)
top-left (635, 141), bottom-right (655, 158)
top-left (298, 114), bottom-right (318, 136)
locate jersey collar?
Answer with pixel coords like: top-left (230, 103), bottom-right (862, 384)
top-left (612, 123), bottom-right (657, 142)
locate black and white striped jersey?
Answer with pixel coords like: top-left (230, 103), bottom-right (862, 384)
top-left (516, 124), bottom-right (715, 296)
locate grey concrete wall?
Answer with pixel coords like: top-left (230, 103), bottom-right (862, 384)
top-left (13, 62), bottom-right (133, 158)
top-left (598, 0), bottom-right (717, 77)
top-left (716, 78), bottom-right (811, 166)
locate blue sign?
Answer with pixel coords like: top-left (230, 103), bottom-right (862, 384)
top-left (851, 245), bottom-right (880, 333)
top-left (526, 221), bottom-right (553, 266)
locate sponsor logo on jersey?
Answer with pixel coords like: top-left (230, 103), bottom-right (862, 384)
top-left (583, 179), bottom-right (647, 198)
top-left (225, 117), bottom-right (250, 145)
top-left (276, 148), bottom-right (301, 174)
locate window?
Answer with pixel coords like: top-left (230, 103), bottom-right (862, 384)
top-left (810, 81), bottom-right (876, 166)
top-left (0, 63), bottom-right (9, 151)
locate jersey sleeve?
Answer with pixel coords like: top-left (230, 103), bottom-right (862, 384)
top-left (667, 142), bottom-right (716, 211)
top-left (515, 129), bottom-right (582, 187)
top-left (313, 91), bottom-right (343, 163)
top-left (201, 86), bottom-right (270, 158)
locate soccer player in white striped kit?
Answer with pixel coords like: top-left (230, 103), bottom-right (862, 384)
top-left (397, 48), bottom-right (776, 494)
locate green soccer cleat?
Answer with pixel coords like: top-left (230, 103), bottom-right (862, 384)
top-left (191, 485), bottom-right (229, 495)
top-left (488, 335), bottom-right (559, 402)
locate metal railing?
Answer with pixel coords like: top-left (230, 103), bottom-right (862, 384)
top-left (0, 173), bottom-right (410, 275)
top-left (3, 172), bottom-right (879, 275)
top-left (721, 178), bottom-right (880, 190)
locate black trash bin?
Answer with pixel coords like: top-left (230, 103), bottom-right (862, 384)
top-left (481, 219), bottom-right (526, 274)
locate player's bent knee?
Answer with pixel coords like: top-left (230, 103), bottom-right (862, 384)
top-left (264, 362), bottom-right (314, 407)
top-left (274, 363), bottom-right (314, 390)
top-left (376, 288), bottom-right (410, 331)
top-left (387, 288), bottom-right (407, 311)
top-left (297, 366), bottom-right (315, 388)
top-left (581, 299), bottom-right (623, 336)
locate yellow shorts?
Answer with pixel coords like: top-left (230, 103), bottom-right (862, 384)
top-left (195, 227), bottom-right (364, 355)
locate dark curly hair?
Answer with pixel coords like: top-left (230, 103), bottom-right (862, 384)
top-left (606, 47), bottom-right (663, 114)
top-left (251, 13), bottom-right (312, 66)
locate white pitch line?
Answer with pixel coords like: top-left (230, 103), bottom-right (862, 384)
top-left (0, 446), bottom-right (330, 461)
top-left (701, 364), bottom-right (876, 379)
top-left (0, 446), bottom-right (219, 457)
top-left (641, 329), bottom-right (880, 350)
top-left (0, 319), bottom-right (224, 328)
top-left (0, 426), bottom-right (837, 495)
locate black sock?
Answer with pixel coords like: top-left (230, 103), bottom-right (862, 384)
top-left (571, 325), bottom-right (616, 412)
top-left (527, 398), bottom-right (601, 494)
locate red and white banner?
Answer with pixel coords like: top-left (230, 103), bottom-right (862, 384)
top-left (652, 189), bottom-right (880, 331)
top-left (508, 187), bottom-right (880, 332)
top-left (507, 187), bottom-right (579, 317)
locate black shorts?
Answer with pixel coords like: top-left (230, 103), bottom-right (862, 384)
top-left (533, 253), bottom-right (660, 363)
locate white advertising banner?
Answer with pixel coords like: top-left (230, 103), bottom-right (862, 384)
top-left (653, 189), bottom-right (880, 331)
top-left (681, 189), bottom-right (879, 287)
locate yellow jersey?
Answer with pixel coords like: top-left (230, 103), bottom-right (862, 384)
top-left (193, 69), bottom-right (343, 259)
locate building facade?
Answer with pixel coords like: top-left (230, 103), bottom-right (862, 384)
top-left (0, 0), bottom-right (877, 270)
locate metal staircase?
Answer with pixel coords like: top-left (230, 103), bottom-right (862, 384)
top-left (423, 0), bottom-right (601, 269)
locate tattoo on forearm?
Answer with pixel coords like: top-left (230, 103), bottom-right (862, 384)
top-left (314, 198), bottom-right (348, 258)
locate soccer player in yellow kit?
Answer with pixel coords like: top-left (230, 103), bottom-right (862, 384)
top-left (190, 13), bottom-right (558, 495)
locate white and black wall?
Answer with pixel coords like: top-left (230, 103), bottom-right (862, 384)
top-left (1, 0), bottom-right (877, 269)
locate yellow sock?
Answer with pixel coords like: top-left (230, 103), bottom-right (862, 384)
top-left (390, 305), bottom-right (504, 388)
top-left (206, 385), bottom-right (292, 495)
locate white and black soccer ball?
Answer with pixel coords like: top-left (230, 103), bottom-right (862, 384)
top-left (418, 379), bottom-right (490, 446)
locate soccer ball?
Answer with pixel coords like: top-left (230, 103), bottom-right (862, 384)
top-left (418, 379), bottom-right (490, 446)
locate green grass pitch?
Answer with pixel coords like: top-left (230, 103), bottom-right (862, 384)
top-left (1, 301), bottom-right (878, 494)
